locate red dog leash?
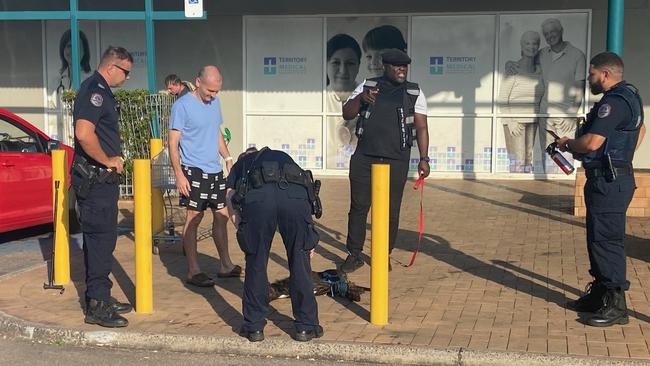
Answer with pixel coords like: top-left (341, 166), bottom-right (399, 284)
top-left (405, 174), bottom-right (425, 267)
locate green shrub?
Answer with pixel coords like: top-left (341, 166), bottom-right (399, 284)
top-left (61, 88), bottom-right (158, 178)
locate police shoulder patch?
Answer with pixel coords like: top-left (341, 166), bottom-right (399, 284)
top-left (598, 103), bottom-right (611, 118)
top-left (90, 93), bottom-right (103, 107)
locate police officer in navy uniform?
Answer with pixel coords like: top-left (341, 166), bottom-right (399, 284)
top-left (72, 46), bottom-right (133, 328)
top-left (339, 48), bottom-right (430, 273)
top-left (556, 52), bottom-right (646, 327)
top-left (225, 147), bottom-right (323, 342)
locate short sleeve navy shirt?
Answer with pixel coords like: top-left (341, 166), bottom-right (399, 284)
top-left (73, 71), bottom-right (122, 167)
top-left (585, 94), bottom-right (632, 139)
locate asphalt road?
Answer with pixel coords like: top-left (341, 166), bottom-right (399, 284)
top-left (0, 337), bottom-right (390, 366)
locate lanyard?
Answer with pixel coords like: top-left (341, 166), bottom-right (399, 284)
top-left (405, 174), bottom-right (425, 267)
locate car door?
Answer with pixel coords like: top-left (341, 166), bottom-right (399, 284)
top-left (0, 115), bottom-right (52, 232)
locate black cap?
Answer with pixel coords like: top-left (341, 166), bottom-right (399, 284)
top-left (381, 48), bottom-right (411, 65)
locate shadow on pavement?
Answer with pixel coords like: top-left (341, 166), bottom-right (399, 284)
top-left (263, 223), bottom-right (370, 322)
top-left (424, 181), bottom-right (583, 228)
top-left (156, 242), bottom-right (295, 338)
top-left (491, 259), bottom-right (650, 324)
top-left (471, 180), bottom-right (574, 215)
top-left (0, 224), bottom-right (52, 244)
top-left (157, 244), bottom-right (245, 334)
top-left (312, 222), bottom-right (349, 265)
top-left (36, 234), bottom-right (91, 311)
top-left (265, 244), bottom-right (329, 333)
top-left (424, 181), bottom-right (650, 264)
top-left (391, 227), bottom-right (650, 324)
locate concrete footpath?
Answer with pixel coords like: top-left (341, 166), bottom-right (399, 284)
top-left (1, 178), bottom-right (650, 365)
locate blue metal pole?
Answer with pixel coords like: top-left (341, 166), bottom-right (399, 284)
top-left (145, 0), bottom-right (156, 95)
top-left (70, 0), bottom-right (80, 89)
top-left (607, 0), bottom-right (624, 56)
top-left (145, 0), bottom-right (159, 138)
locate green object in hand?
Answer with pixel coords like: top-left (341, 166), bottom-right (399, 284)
top-left (223, 127), bottom-right (231, 145)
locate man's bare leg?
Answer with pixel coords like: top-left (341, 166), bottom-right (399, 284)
top-left (183, 209), bottom-right (204, 279)
top-left (212, 207), bottom-right (236, 273)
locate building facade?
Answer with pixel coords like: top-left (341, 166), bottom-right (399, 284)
top-left (1, 0), bottom-right (648, 177)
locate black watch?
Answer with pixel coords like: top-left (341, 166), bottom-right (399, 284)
top-left (420, 156), bottom-right (430, 163)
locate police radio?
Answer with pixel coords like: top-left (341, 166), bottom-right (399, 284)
top-left (355, 80), bottom-right (378, 138)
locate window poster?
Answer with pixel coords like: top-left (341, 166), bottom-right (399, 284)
top-left (325, 16), bottom-right (407, 169)
top-left (497, 13), bottom-right (588, 174)
top-left (245, 17), bottom-right (324, 113)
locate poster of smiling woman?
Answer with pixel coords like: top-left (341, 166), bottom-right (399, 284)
top-left (325, 16), bottom-right (407, 169)
top-left (44, 21), bottom-right (97, 143)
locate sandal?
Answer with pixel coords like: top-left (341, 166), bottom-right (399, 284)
top-left (186, 272), bottom-right (215, 287)
top-left (217, 265), bottom-right (242, 278)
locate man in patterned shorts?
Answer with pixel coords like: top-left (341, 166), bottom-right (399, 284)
top-left (169, 65), bottom-right (241, 287)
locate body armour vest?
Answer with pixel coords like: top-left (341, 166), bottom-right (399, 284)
top-left (579, 81), bottom-right (643, 166)
top-left (356, 76), bottom-right (420, 160)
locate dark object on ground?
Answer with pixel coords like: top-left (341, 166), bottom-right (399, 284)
top-left (269, 269), bottom-right (369, 302)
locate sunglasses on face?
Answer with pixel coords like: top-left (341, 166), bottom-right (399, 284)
top-left (112, 64), bottom-right (131, 77)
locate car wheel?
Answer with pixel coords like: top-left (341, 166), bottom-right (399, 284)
top-left (68, 187), bottom-right (81, 234)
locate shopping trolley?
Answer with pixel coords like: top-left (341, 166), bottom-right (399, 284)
top-left (151, 147), bottom-right (183, 254)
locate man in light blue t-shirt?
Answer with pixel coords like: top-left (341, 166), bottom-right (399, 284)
top-left (169, 65), bottom-right (240, 287)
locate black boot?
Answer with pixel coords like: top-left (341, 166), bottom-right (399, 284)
top-left (566, 282), bottom-right (606, 312)
top-left (340, 254), bottom-right (363, 273)
top-left (293, 325), bottom-right (324, 342)
top-left (85, 299), bottom-right (129, 328)
top-left (240, 329), bottom-right (264, 342)
top-left (586, 288), bottom-right (628, 327)
top-left (85, 297), bottom-right (132, 315)
top-left (108, 297), bottom-right (133, 314)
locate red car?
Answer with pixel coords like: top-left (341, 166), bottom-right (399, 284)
top-left (0, 108), bottom-right (78, 233)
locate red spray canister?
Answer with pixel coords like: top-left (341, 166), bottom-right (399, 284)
top-left (545, 129), bottom-right (575, 175)
top-left (546, 144), bottom-right (575, 174)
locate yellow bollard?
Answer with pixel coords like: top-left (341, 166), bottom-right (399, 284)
top-left (52, 149), bottom-right (70, 285)
top-left (134, 159), bottom-right (153, 313)
top-left (370, 163), bottom-right (390, 325)
top-left (150, 138), bottom-right (164, 234)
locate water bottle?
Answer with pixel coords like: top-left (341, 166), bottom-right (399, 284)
top-left (545, 142), bottom-right (575, 175)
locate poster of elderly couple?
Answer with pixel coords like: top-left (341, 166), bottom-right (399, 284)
top-left (248, 11), bottom-right (590, 174)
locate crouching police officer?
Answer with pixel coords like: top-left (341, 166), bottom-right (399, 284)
top-left (556, 52), bottom-right (646, 327)
top-left (72, 46), bottom-right (133, 327)
top-left (225, 147), bottom-right (323, 342)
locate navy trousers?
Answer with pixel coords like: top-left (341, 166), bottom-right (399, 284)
top-left (237, 183), bottom-right (319, 332)
top-left (346, 153), bottom-right (410, 255)
top-left (584, 174), bottom-right (635, 290)
top-left (75, 181), bottom-right (119, 301)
